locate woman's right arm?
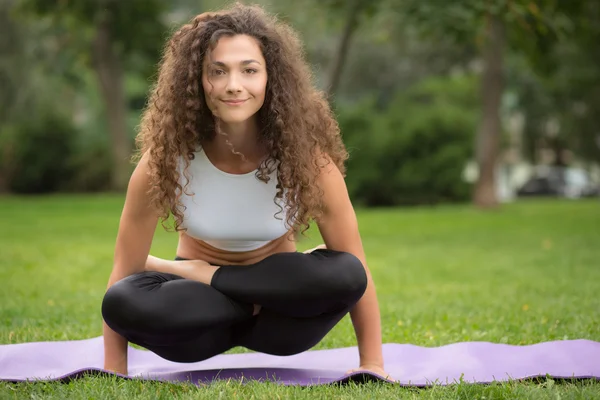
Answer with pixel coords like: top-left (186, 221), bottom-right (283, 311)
top-left (103, 152), bottom-right (159, 375)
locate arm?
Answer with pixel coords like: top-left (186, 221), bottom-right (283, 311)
top-left (103, 152), bottom-right (159, 375)
top-left (314, 159), bottom-right (384, 369)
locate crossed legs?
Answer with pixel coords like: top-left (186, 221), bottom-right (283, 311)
top-left (101, 249), bottom-right (367, 362)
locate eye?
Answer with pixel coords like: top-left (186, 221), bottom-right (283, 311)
top-left (211, 69), bottom-right (225, 76)
top-left (245, 68), bottom-right (258, 74)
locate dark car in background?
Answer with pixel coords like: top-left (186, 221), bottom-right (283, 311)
top-left (516, 167), bottom-right (600, 199)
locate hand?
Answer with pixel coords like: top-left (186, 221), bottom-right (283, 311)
top-left (145, 255), bottom-right (218, 285)
top-left (347, 364), bottom-right (395, 382)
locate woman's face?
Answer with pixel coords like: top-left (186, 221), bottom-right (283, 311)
top-left (202, 34), bottom-right (268, 124)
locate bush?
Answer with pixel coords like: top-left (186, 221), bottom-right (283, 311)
top-left (1, 110), bottom-right (78, 194)
top-left (64, 136), bottom-right (113, 192)
top-left (0, 114), bottom-right (114, 194)
top-left (339, 74), bottom-right (478, 206)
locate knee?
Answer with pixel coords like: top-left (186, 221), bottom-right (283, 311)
top-left (101, 278), bottom-right (133, 328)
top-left (101, 272), bottom-right (153, 329)
top-left (324, 251), bottom-right (368, 303)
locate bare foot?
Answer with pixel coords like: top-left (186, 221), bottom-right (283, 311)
top-left (147, 256), bottom-right (261, 316)
top-left (146, 256), bottom-right (219, 285)
top-left (178, 259), bottom-right (219, 285)
top-left (303, 244), bottom-right (327, 254)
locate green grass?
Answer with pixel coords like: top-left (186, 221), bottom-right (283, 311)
top-left (1, 195), bottom-right (599, 399)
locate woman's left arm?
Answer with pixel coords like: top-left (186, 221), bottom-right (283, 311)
top-left (314, 159), bottom-right (385, 370)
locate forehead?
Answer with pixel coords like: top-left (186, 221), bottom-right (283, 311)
top-left (205, 34), bottom-right (264, 64)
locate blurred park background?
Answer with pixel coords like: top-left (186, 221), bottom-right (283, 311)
top-left (1, 0), bottom-right (599, 207)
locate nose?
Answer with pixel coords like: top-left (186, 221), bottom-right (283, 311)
top-left (225, 72), bottom-right (243, 94)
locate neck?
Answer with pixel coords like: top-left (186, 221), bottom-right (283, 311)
top-left (204, 117), bottom-right (264, 164)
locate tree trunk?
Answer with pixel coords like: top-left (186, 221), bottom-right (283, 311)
top-left (473, 14), bottom-right (505, 208)
top-left (91, 9), bottom-right (132, 191)
top-left (327, 0), bottom-right (363, 99)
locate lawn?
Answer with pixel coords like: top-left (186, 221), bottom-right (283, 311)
top-left (0, 195), bottom-right (599, 399)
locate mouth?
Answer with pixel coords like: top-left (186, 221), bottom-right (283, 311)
top-left (221, 99), bottom-right (248, 106)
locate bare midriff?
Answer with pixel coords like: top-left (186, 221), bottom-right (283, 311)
top-left (176, 231), bottom-right (297, 266)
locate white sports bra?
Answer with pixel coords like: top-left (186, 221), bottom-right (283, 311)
top-left (177, 149), bottom-right (290, 252)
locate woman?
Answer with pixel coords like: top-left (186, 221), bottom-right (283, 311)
top-left (101, 3), bottom-right (389, 380)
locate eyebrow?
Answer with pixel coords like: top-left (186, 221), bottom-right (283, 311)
top-left (211, 60), bottom-right (262, 67)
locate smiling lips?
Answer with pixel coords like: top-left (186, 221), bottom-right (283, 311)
top-left (222, 99), bottom-right (248, 106)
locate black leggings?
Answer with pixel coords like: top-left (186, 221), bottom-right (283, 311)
top-left (101, 249), bottom-right (367, 363)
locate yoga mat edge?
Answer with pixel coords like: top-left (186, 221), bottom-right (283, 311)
top-left (1, 337), bottom-right (599, 387)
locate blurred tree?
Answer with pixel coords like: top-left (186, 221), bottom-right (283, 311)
top-left (546, 1), bottom-right (600, 165)
top-left (18, 0), bottom-right (168, 191)
top-left (508, 1), bottom-right (600, 167)
top-left (1, 0), bottom-right (77, 192)
top-left (0, 0), bottom-right (25, 192)
top-left (319, 0), bottom-right (383, 99)
top-left (339, 26), bottom-right (477, 108)
top-left (0, 0), bottom-right (26, 129)
top-left (396, 0), bottom-right (564, 208)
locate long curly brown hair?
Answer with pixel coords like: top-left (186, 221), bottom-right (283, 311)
top-left (134, 2), bottom-right (348, 237)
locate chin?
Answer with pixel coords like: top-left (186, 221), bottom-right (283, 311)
top-left (217, 110), bottom-right (259, 124)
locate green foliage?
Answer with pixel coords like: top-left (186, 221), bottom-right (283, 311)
top-left (340, 74), bottom-right (478, 206)
top-left (18, 0), bottom-right (167, 56)
top-left (507, 1), bottom-right (600, 164)
top-left (395, 0), bottom-right (565, 75)
top-left (549, 2), bottom-right (600, 163)
top-left (396, 0), bottom-right (485, 44)
top-left (330, 0), bottom-right (381, 18)
top-left (0, 77), bottom-right (114, 194)
top-left (17, 0), bottom-right (168, 80)
top-left (1, 109), bottom-right (78, 194)
top-left (65, 136), bottom-right (113, 193)
top-left (0, 121), bottom-right (114, 194)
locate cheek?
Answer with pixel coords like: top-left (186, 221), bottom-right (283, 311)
top-left (202, 77), bottom-right (221, 111)
top-left (251, 77), bottom-right (268, 100)
top-left (202, 73), bottom-right (228, 94)
top-left (201, 78), bottom-right (212, 101)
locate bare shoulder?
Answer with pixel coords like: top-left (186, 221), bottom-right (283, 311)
top-left (314, 152), bottom-right (346, 189)
top-left (129, 152), bottom-right (152, 190)
top-left (309, 151), bottom-right (353, 221)
top-left (124, 152), bottom-right (156, 217)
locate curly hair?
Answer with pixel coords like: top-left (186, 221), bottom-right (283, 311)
top-left (134, 2), bottom-right (348, 237)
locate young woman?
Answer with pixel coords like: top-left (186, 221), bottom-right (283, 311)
top-left (101, 3), bottom-right (389, 380)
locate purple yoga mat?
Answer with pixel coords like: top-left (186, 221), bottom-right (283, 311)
top-left (1, 337), bottom-right (599, 386)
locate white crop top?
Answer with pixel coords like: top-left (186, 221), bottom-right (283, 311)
top-left (177, 149), bottom-right (290, 252)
